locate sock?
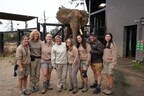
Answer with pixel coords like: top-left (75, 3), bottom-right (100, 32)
top-left (97, 84), bottom-right (100, 89)
top-left (47, 80), bottom-right (50, 84)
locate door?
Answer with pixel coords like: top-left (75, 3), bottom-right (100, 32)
top-left (125, 25), bottom-right (137, 57)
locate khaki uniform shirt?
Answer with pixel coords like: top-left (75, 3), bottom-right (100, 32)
top-left (78, 43), bottom-right (91, 64)
top-left (67, 46), bottom-right (80, 65)
top-left (29, 40), bottom-right (41, 57)
top-left (103, 42), bottom-right (117, 65)
top-left (41, 41), bottom-right (54, 62)
top-left (16, 44), bottom-right (31, 65)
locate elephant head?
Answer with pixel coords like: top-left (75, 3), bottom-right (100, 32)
top-left (56, 8), bottom-right (88, 43)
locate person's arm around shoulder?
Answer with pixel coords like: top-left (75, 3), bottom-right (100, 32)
top-left (51, 45), bottom-right (56, 69)
top-left (86, 43), bottom-right (91, 67)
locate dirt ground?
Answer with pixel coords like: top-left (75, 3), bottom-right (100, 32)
top-left (0, 56), bottom-right (144, 96)
top-left (116, 58), bottom-right (144, 96)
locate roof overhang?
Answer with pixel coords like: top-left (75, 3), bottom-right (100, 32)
top-left (0, 12), bottom-right (37, 21)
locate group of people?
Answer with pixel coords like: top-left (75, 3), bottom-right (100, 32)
top-left (16, 30), bottom-right (117, 96)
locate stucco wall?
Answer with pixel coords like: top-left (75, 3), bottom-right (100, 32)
top-left (106, 0), bottom-right (144, 57)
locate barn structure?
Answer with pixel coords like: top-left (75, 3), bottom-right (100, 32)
top-left (0, 12), bottom-right (38, 55)
top-left (85, 0), bottom-right (144, 61)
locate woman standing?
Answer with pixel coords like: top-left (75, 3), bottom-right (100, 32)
top-left (102, 33), bottom-right (117, 95)
top-left (66, 38), bottom-right (80, 94)
top-left (76, 35), bottom-right (91, 92)
top-left (16, 36), bottom-right (31, 96)
top-left (41, 34), bottom-right (54, 94)
top-left (29, 30), bottom-right (41, 93)
top-left (51, 35), bottom-right (68, 92)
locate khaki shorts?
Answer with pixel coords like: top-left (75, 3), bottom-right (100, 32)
top-left (91, 63), bottom-right (103, 72)
top-left (80, 60), bottom-right (88, 69)
top-left (103, 62), bottom-right (114, 74)
top-left (41, 62), bottom-right (52, 70)
top-left (16, 65), bottom-right (30, 78)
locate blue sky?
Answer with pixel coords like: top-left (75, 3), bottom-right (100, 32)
top-left (0, 0), bottom-right (87, 31)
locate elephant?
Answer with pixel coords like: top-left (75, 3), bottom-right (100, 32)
top-left (56, 7), bottom-right (88, 43)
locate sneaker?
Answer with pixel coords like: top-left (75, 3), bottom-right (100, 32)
top-left (102, 88), bottom-right (109, 93)
top-left (93, 87), bottom-right (101, 94)
top-left (82, 87), bottom-right (88, 92)
top-left (90, 83), bottom-right (97, 88)
top-left (103, 89), bottom-right (113, 95)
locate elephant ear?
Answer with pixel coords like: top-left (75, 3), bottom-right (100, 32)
top-left (80, 10), bottom-right (89, 27)
top-left (56, 8), bottom-right (71, 24)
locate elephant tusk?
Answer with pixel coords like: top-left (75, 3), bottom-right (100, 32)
top-left (79, 29), bottom-right (83, 35)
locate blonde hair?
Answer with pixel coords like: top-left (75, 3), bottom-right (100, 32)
top-left (66, 38), bottom-right (74, 51)
top-left (29, 30), bottom-right (41, 41)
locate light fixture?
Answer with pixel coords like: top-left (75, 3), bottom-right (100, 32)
top-left (99, 3), bottom-right (106, 8)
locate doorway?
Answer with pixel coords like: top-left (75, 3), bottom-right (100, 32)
top-left (125, 25), bottom-right (137, 57)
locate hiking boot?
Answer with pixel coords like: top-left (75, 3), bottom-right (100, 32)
top-left (57, 87), bottom-right (62, 92)
top-left (41, 88), bottom-right (47, 94)
top-left (23, 89), bottom-right (30, 95)
top-left (41, 81), bottom-right (47, 94)
top-left (93, 87), bottom-right (101, 94)
top-left (62, 85), bottom-right (67, 90)
top-left (45, 80), bottom-right (53, 90)
top-left (90, 83), bottom-right (97, 88)
top-left (79, 82), bottom-right (84, 90)
top-left (30, 87), bottom-right (39, 93)
top-left (69, 86), bottom-right (73, 91)
top-left (35, 87), bottom-right (39, 92)
top-left (72, 87), bottom-right (78, 94)
top-left (82, 83), bottom-right (88, 92)
top-left (30, 87), bottom-right (35, 93)
top-left (19, 91), bottom-right (25, 96)
top-left (47, 84), bottom-right (53, 90)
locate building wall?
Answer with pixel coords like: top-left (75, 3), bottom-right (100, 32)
top-left (106, 0), bottom-right (144, 57)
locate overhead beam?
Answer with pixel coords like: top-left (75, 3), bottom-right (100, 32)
top-left (90, 8), bottom-right (106, 16)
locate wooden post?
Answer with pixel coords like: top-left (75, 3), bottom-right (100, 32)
top-left (43, 23), bottom-right (46, 40)
top-left (62, 26), bottom-right (64, 42)
top-left (37, 23), bottom-right (40, 32)
top-left (0, 33), bottom-right (4, 55)
top-left (17, 29), bottom-right (21, 46)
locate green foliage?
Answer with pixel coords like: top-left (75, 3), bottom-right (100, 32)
top-left (113, 70), bottom-right (128, 96)
top-left (3, 33), bottom-right (17, 41)
top-left (133, 62), bottom-right (144, 72)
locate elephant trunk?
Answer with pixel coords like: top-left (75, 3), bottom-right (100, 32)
top-left (70, 25), bottom-right (79, 43)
